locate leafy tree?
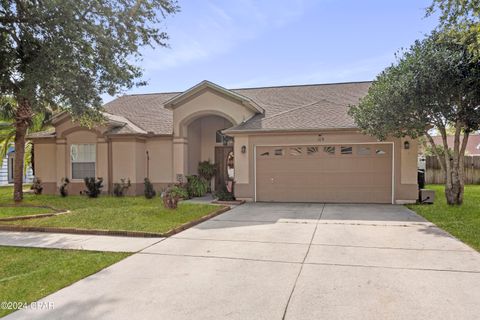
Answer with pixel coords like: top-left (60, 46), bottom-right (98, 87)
top-left (0, 0), bottom-right (178, 201)
top-left (428, 0), bottom-right (480, 59)
top-left (349, 32), bottom-right (480, 205)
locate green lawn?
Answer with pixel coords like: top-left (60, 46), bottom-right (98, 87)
top-left (0, 246), bottom-right (129, 317)
top-left (407, 184), bottom-right (480, 251)
top-left (0, 186), bottom-right (219, 234)
top-left (0, 206), bottom-right (53, 219)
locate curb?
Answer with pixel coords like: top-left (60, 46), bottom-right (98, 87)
top-left (0, 210), bottom-right (71, 222)
top-left (0, 206), bottom-right (230, 238)
top-left (211, 200), bottom-right (245, 205)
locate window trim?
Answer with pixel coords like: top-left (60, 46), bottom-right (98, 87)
top-left (70, 144), bottom-right (96, 180)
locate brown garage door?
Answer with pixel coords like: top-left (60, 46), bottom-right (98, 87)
top-left (255, 144), bottom-right (392, 203)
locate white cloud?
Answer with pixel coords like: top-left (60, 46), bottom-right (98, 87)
top-left (141, 0), bottom-right (312, 71)
top-left (225, 53), bottom-right (395, 88)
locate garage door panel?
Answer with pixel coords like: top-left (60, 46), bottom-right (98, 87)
top-left (256, 144), bottom-right (392, 204)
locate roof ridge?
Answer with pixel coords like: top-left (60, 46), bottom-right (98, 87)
top-left (231, 80), bottom-right (373, 91)
top-left (110, 80), bottom-right (373, 98)
top-left (259, 98), bottom-right (337, 121)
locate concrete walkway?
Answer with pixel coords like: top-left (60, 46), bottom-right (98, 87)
top-left (5, 203), bottom-right (480, 320)
top-left (0, 231), bottom-right (163, 252)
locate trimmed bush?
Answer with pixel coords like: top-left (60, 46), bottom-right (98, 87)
top-left (144, 178), bottom-right (156, 199)
top-left (161, 185), bottom-right (189, 209)
top-left (83, 177), bottom-right (103, 198)
top-left (59, 177), bottom-right (70, 197)
top-left (31, 178), bottom-right (43, 195)
top-left (113, 178), bottom-right (131, 197)
top-left (215, 184), bottom-right (235, 201)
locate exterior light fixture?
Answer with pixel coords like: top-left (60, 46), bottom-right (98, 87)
top-left (241, 145), bottom-right (247, 154)
top-left (404, 141), bottom-right (410, 150)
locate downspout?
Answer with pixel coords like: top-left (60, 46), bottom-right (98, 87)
top-left (146, 150), bottom-right (150, 179)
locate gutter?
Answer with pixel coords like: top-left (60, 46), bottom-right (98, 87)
top-left (223, 127), bottom-right (361, 135)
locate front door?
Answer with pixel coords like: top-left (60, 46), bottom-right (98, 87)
top-left (214, 146), bottom-right (233, 191)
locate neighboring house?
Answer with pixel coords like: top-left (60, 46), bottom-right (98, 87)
top-left (28, 80), bottom-right (418, 204)
top-left (0, 146), bottom-right (34, 185)
top-left (430, 134), bottom-right (480, 155)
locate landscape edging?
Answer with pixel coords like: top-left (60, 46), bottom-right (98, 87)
top-left (0, 206), bottom-right (230, 238)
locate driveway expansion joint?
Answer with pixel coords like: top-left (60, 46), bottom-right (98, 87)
top-left (310, 242), bottom-right (473, 252)
top-left (281, 203), bottom-right (325, 320)
top-left (303, 261), bottom-right (480, 274)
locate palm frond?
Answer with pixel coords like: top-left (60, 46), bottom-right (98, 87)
top-left (0, 129), bottom-right (15, 159)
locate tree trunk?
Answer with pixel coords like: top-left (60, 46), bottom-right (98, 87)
top-left (13, 98), bottom-right (33, 202)
top-left (444, 124), bottom-right (469, 206)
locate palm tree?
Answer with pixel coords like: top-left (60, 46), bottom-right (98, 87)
top-left (0, 97), bottom-right (51, 186)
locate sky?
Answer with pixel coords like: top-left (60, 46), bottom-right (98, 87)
top-left (103, 0), bottom-right (439, 102)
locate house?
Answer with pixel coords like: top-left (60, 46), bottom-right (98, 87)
top-left (0, 146), bottom-right (34, 186)
top-left (28, 80), bottom-right (418, 204)
top-left (430, 134), bottom-right (480, 155)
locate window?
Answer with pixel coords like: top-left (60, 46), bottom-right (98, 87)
top-left (289, 147), bottom-right (303, 156)
top-left (260, 151), bottom-right (270, 157)
top-left (216, 130), bottom-right (233, 145)
top-left (358, 146), bottom-right (371, 155)
top-left (323, 146), bottom-right (335, 155)
top-left (215, 130), bottom-right (223, 143)
top-left (340, 146), bottom-right (353, 155)
top-left (71, 144), bottom-right (96, 179)
top-left (307, 146), bottom-right (319, 155)
top-left (376, 148), bottom-right (386, 155)
top-left (274, 148), bottom-right (284, 156)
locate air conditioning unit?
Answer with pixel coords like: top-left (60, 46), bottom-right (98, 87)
top-left (419, 189), bottom-right (435, 204)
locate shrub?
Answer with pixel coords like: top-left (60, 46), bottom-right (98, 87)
top-left (31, 178), bottom-right (43, 195)
top-left (198, 161), bottom-right (216, 181)
top-left (198, 161), bottom-right (216, 193)
top-left (215, 184), bottom-right (235, 201)
top-left (83, 177), bottom-right (103, 198)
top-left (113, 178), bottom-right (131, 197)
top-left (161, 185), bottom-right (189, 209)
top-left (186, 175), bottom-right (208, 197)
top-left (59, 177), bottom-right (70, 197)
top-left (144, 178), bottom-right (156, 199)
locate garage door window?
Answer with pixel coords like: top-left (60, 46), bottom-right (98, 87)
top-left (274, 148), bottom-right (284, 156)
top-left (307, 146), bottom-right (319, 155)
top-left (323, 146), bottom-right (335, 155)
top-left (358, 146), bottom-right (371, 155)
top-left (341, 146), bottom-right (353, 155)
top-left (289, 147), bottom-right (303, 156)
top-left (376, 148), bottom-right (387, 155)
top-left (260, 151), bottom-right (270, 157)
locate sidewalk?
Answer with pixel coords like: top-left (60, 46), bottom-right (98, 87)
top-left (0, 231), bottom-right (164, 252)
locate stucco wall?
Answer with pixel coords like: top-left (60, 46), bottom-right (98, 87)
top-left (34, 142), bottom-right (57, 183)
top-left (172, 88), bottom-right (255, 137)
top-left (145, 138), bottom-right (174, 183)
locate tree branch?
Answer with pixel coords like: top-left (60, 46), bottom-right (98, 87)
top-left (425, 131), bottom-right (446, 175)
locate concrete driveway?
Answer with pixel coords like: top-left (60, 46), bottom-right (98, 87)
top-left (6, 203), bottom-right (480, 320)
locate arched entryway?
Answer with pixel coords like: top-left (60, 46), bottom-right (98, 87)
top-left (185, 114), bottom-right (234, 191)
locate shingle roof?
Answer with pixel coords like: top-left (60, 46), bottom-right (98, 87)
top-left (26, 129), bottom-right (56, 139)
top-left (102, 81), bottom-right (372, 134)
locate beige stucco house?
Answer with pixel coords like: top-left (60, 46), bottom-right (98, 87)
top-left (28, 80), bottom-right (418, 204)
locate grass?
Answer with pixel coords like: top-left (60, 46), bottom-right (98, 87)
top-left (407, 184), bottom-right (480, 252)
top-left (0, 186), bottom-right (220, 234)
top-left (0, 246), bottom-right (129, 317)
top-left (0, 206), bottom-right (53, 219)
